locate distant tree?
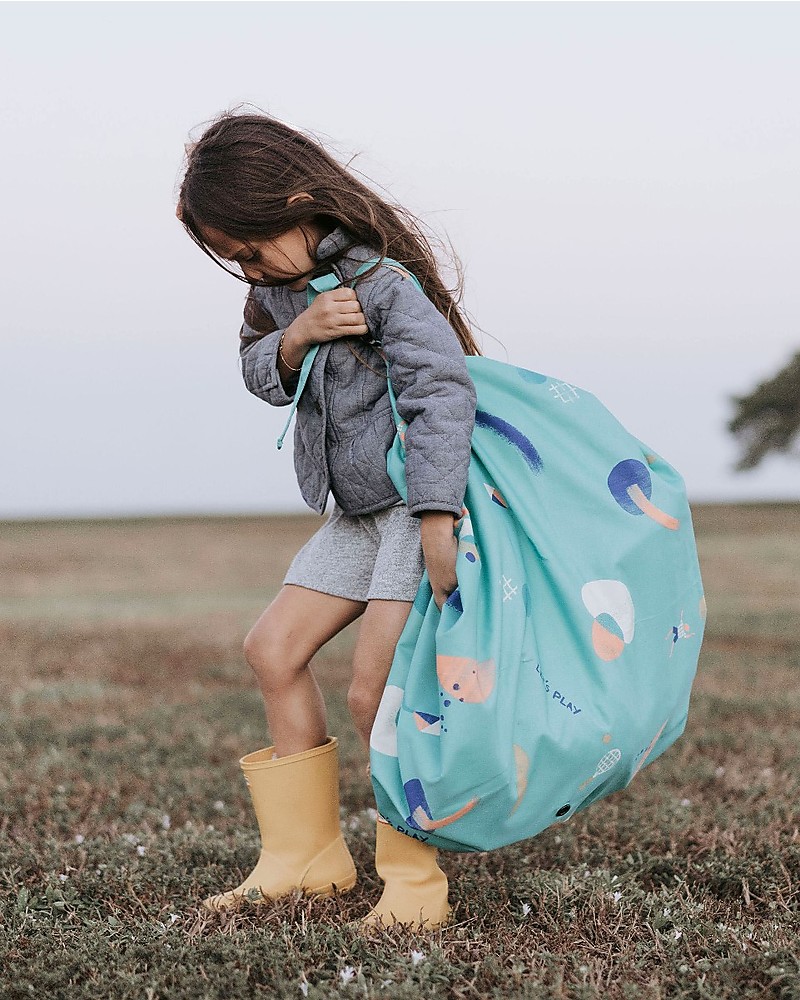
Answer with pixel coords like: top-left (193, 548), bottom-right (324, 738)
top-left (727, 350), bottom-right (800, 471)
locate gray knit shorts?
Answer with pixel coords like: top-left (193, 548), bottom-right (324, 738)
top-left (282, 500), bottom-right (426, 603)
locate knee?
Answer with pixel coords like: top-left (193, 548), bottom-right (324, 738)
top-left (347, 677), bottom-right (381, 728)
top-left (243, 628), bottom-right (302, 693)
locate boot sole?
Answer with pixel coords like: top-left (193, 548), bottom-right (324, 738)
top-left (356, 908), bottom-right (454, 933)
top-left (202, 872), bottom-right (358, 910)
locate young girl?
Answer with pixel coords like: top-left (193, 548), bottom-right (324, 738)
top-left (176, 111), bottom-right (481, 930)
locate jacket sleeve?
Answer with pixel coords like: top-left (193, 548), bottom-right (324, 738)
top-left (360, 267), bottom-right (477, 518)
top-left (238, 289), bottom-right (300, 406)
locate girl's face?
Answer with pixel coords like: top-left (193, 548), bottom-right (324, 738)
top-left (200, 223), bottom-right (322, 290)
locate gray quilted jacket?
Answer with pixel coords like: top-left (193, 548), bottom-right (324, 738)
top-left (238, 224), bottom-right (477, 518)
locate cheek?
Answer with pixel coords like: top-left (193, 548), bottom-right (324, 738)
top-left (286, 235), bottom-right (313, 267)
top-left (255, 247), bottom-right (283, 270)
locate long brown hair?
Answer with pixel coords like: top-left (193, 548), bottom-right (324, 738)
top-left (177, 109), bottom-right (483, 358)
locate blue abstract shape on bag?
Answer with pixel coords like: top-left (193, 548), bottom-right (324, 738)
top-left (608, 458), bottom-right (680, 529)
top-left (404, 777), bottom-right (479, 832)
top-left (474, 410), bottom-right (544, 473)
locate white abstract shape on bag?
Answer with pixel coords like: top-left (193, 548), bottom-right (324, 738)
top-left (370, 684), bottom-right (404, 757)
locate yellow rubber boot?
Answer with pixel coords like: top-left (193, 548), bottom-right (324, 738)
top-left (360, 816), bottom-right (452, 931)
top-left (202, 736), bottom-right (357, 911)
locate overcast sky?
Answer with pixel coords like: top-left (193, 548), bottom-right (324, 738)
top-left (1, 1), bottom-right (798, 520)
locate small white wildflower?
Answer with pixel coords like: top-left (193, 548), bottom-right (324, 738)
top-left (410, 949), bottom-right (425, 966)
top-left (57, 785), bottom-right (66, 793)
top-left (583, 869), bottom-right (590, 879)
top-left (674, 928), bottom-right (683, 940)
top-left (339, 966), bottom-right (356, 985)
top-left (213, 800), bottom-right (225, 812)
top-left (168, 913), bottom-right (180, 925)
top-left (613, 891), bottom-right (622, 903)
top-left (521, 902), bottom-right (532, 917)
top-left (299, 979), bottom-right (309, 997)
top-left (137, 845), bottom-right (146, 856)
top-left (347, 816), bottom-right (360, 831)
top-left (554, 836), bottom-right (561, 844)
top-left (664, 907), bottom-right (671, 916)
top-left (161, 814), bottom-right (171, 830)
top-left (74, 834), bottom-right (85, 844)
top-left (123, 833), bottom-right (138, 845)
top-left (680, 798), bottom-right (691, 807)
top-left (715, 766), bottom-right (725, 777)
top-left (59, 873), bottom-right (68, 882)
top-left (366, 807), bottom-right (378, 821)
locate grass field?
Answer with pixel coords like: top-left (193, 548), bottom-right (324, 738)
top-left (1, 503), bottom-right (798, 999)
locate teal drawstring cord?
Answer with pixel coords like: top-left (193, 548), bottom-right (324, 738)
top-left (276, 272), bottom-right (338, 449)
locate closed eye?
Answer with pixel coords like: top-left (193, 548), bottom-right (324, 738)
top-left (232, 247), bottom-right (259, 264)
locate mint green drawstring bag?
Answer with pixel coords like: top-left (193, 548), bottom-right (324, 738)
top-left (280, 258), bottom-right (706, 854)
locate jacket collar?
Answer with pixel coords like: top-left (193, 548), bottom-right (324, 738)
top-left (315, 224), bottom-right (355, 262)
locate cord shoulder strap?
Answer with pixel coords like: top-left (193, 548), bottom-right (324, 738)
top-left (353, 257), bottom-right (424, 295)
top-left (351, 258), bottom-right (424, 427)
top-left (275, 273), bottom-right (338, 449)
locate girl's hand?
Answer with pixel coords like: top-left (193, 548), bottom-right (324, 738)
top-left (420, 511), bottom-right (459, 612)
top-left (278, 288), bottom-right (368, 378)
top-left (277, 288), bottom-right (369, 383)
top-left (297, 288), bottom-right (369, 346)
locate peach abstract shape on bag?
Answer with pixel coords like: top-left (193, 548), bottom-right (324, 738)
top-left (437, 655), bottom-right (496, 704)
top-left (509, 744), bottom-right (529, 816)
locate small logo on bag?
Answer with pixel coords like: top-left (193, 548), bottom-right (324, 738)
top-left (553, 691), bottom-right (582, 715)
top-left (536, 664), bottom-right (582, 716)
top-left (535, 662), bottom-right (550, 693)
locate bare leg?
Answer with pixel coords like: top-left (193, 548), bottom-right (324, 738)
top-left (243, 584), bottom-right (367, 757)
top-left (347, 599), bottom-right (414, 756)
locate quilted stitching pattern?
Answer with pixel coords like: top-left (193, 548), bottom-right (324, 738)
top-left (237, 227), bottom-right (477, 516)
